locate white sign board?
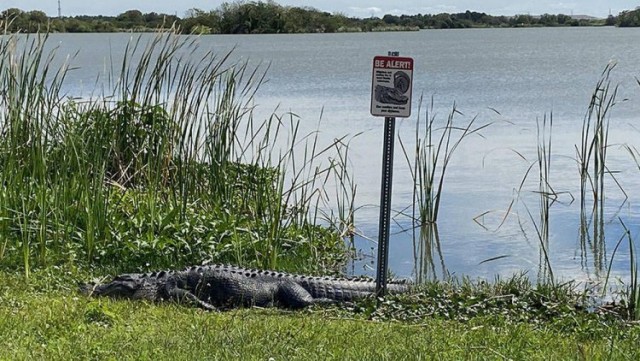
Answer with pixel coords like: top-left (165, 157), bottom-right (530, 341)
top-left (370, 56), bottom-right (414, 118)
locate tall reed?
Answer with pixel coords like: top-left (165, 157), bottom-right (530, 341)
top-left (0, 33), bottom-right (70, 276)
top-left (603, 219), bottom-right (639, 320)
top-left (575, 62), bottom-right (622, 274)
top-left (625, 227), bottom-right (639, 320)
top-left (400, 96), bottom-right (490, 282)
top-left (532, 115), bottom-right (556, 283)
top-left (622, 76), bottom-right (640, 317)
top-left (0, 29), bottom-right (353, 275)
top-left (506, 115), bottom-right (558, 285)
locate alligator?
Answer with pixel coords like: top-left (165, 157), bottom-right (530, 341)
top-left (374, 84), bottom-right (409, 105)
top-left (81, 264), bottom-right (410, 310)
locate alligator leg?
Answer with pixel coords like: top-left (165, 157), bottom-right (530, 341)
top-left (164, 277), bottom-right (217, 311)
top-left (275, 281), bottom-right (336, 309)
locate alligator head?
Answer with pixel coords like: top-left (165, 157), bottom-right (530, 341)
top-left (80, 273), bottom-right (163, 301)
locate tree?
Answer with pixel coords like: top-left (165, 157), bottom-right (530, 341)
top-left (182, 8), bottom-right (221, 34)
top-left (218, 2), bottom-right (245, 33)
top-left (1, 7), bottom-right (24, 19)
top-left (512, 14), bottom-right (533, 27)
top-left (539, 14), bottom-right (558, 26)
top-left (65, 18), bottom-right (92, 32)
top-left (382, 14), bottom-right (399, 25)
top-left (557, 14), bottom-right (571, 25)
top-left (1, 8), bottom-right (28, 32)
top-left (116, 10), bottom-right (144, 29)
top-left (432, 13), bottom-right (454, 29)
top-left (24, 10), bottom-right (48, 32)
top-left (27, 10), bottom-right (47, 23)
top-left (618, 9), bottom-right (640, 27)
top-left (281, 6), bottom-right (311, 32)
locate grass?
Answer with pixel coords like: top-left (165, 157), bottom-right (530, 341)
top-left (2, 269), bottom-right (639, 360)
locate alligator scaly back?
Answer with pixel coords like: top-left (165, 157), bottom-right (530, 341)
top-left (81, 264), bottom-right (411, 310)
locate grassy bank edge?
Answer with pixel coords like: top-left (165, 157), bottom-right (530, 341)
top-left (2, 269), bottom-right (639, 360)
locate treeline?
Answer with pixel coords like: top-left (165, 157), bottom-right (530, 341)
top-left (0, 2), bottom-right (413, 34)
top-left (381, 12), bottom-right (616, 29)
top-left (617, 8), bottom-right (640, 27)
top-left (0, 1), bottom-right (636, 34)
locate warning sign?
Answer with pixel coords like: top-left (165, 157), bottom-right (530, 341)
top-left (370, 56), bottom-right (414, 118)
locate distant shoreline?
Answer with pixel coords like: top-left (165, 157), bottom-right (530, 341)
top-left (2, 2), bottom-right (636, 35)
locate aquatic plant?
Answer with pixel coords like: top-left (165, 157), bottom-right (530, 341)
top-left (399, 96), bottom-right (490, 282)
top-left (531, 114), bottom-right (556, 283)
top-left (575, 62), bottom-right (624, 274)
top-left (602, 219), bottom-right (640, 320)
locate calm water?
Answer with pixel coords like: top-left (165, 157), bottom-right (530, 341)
top-left (45, 28), bottom-right (640, 283)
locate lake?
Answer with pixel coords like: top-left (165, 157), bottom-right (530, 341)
top-left (45, 27), bottom-right (640, 284)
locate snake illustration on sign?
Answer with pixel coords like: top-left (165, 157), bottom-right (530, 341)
top-left (370, 56), bottom-right (414, 118)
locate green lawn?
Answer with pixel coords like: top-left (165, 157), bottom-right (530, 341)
top-left (2, 271), bottom-right (639, 360)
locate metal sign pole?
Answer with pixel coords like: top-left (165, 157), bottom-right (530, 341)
top-left (375, 114), bottom-right (396, 296)
top-left (375, 50), bottom-right (401, 297)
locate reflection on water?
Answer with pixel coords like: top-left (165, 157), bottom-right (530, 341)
top-left (413, 223), bottom-right (447, 283)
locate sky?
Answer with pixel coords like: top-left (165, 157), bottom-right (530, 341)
top-left (2, 0), bottom-right (635, 18)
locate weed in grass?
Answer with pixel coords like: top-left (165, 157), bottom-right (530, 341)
top-left (342, 273), bottom-right (621, 330)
